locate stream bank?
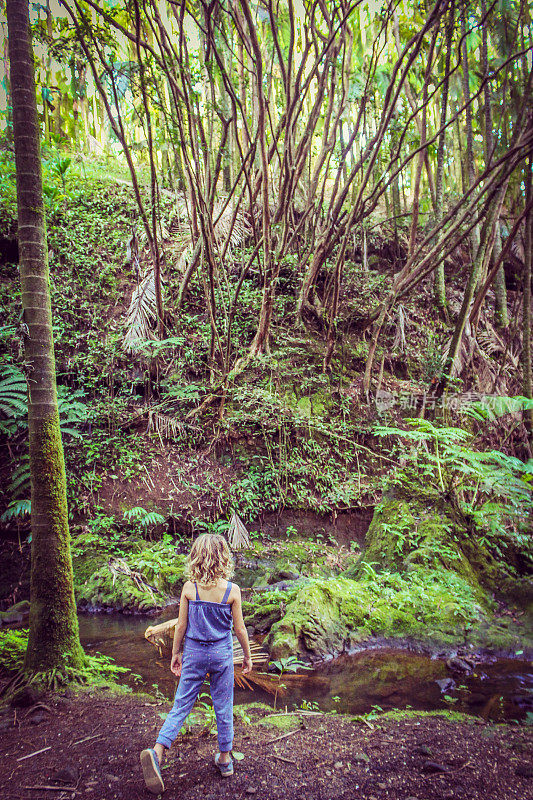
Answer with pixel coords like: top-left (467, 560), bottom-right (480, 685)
top-left (67, 494), bottom-right (533, 662)
top-left (77, 612), bottom-right (533, 724)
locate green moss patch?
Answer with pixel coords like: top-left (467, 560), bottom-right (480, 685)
top-left (255, 713), bottom-right (301, 731)
top-left (266, 568), bottom-right (504, 660)
top-left (368, 708), bottom-right (479, 724)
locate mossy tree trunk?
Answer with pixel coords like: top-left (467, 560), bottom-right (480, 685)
top-left (7, 0), bottom-right (83, 672)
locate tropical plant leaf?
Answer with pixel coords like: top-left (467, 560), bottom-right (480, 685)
top-left (9, 455), bottom-right (31, 499)
top-left (0, 366), bottom-right (27, 418)
top-left (1, 498), bottom-right (31, 522)
top-left (462, 395), bottom-right (533, 422)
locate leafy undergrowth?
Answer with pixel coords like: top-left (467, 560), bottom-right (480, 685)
top-left (72, 533), bottom-right (187, 612)
top-left (2, 153), bottom-right (529, 536)
top-left (0, 627), bottom-right (139, 696)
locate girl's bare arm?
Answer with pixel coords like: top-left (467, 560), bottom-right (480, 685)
top-left (231, 585), bottom-right (252, 672)
top-left (170, 584), bottom-right (190, 674)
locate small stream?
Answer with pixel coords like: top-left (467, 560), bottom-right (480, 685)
top-left (78, 613), bottom-right (533, 723)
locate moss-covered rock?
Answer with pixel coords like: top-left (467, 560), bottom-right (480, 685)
top-left (263, 495), bottom-right (532, 660)
top-left (266, 568), bottom-right (519, 660)
top-left (353, 497), bottom-right (487, 599)
top-left (242, 585), bottom-right (300, 633)
top-left (73, 538), bottom-right (186, 613)
top-left (356, 495), bottom-right (532, 609)
top-left (235, 538), bottom-right (351, 592)
top-left (0, 600), bottom-right (30, 625)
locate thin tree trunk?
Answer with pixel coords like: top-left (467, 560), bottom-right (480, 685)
top-left (7, 0), bottom-right (83, 673)
top-left (460, 5), bottom-right (480, 261)
top-left (434, 0), bottom-right (454, 318)
top-left (408, 27), bottom-right (437, 259)
top-left (523, 155), bottom-right (533, 452)
top-left (436, 179), bottom-right (510, 396)
top-left (480, 0), bottom-right (508, 327)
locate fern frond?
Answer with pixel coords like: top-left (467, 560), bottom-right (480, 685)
top-left (1, 498), bottom-right (31, 522)
top-left (0, 367), bottom-right (27, 418)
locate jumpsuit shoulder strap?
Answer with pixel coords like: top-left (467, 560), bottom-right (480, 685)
top-left (221, 581), bottom-right (232, 604)
top-left (194, 582), bottom-right (200, 601)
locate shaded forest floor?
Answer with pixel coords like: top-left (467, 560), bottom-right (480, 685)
top-left (1, 691), bottom-right (532, 800)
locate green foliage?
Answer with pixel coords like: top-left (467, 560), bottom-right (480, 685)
top-left (0, 369), bottom-right (90, 521)
top-left (463, 395), bottom-right (533, 423)
top-left (123, 506), bottom-right (165, 531)
top-left (0, 628), bottom-right (28, 671)
top-left (0, 365), bottom-right (27, 425)
top-left (0, 150), bottom-right (17, 229)
top-left (374, 417), bottom-right (533, 562)
top-left (73, 535), bottom-right (186, 610)
top-left (1, 498), bottom-right (31, 523)
top-left (180, 691), bottom-right (218, 735)
top-left (0, 628), bottom-right (134, 690)
top-left (269, 655), bottom-right (311, 674)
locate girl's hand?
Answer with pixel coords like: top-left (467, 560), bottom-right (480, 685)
top-left (242, 656), bottom-right (253, 675)
top-left (170, 652), bottom-right (182, 677)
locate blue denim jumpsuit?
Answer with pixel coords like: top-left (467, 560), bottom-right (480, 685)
top-left (156, 582), bottom-right (234, 752)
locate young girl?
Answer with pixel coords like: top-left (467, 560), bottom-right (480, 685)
top-left (140, 533), bottom-right (252, 794)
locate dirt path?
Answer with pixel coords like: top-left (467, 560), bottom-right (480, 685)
top-left (0, 692), bottom-right (531, 800)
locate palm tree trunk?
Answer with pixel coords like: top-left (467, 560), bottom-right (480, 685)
top-left (7, 0), bottom-right (83, 672)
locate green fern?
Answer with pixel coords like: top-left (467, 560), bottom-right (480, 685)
top-left (123, 506), bottom-right (165, 530)
top-left (1, 498), bottom-right (31, 523)
top-left (9, 455), bottom-right (31, 499)
top-left (0, 366), bottom-right (27, 422)
top-left (1, 375), bottom-right (88, 518)
top-left (462, 395), bottom-right (533, 423)
top-left (373, 416), bottom-right (533, 554)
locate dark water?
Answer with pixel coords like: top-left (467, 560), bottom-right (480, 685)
top-left (78, 613), bottom-right (533, 723)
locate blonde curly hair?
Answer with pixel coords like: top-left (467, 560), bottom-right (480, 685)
top-left (186, 533), bottom-right (234, 587)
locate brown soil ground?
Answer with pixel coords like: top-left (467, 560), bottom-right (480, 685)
top-left (1, 692), bottom-right (532, 800)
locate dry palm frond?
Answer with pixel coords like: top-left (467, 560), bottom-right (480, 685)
top-left (145, 617), bottom-right (268, 667)
top-left (234, 667), bottom-right (286, 694)
top-left (144, 616), bottom-right (277, 692)
top-left (212, 196), bottom-right (253, 255)
top-left (228, 511), bottom-right (251, 550)
top-left (169, 195), bottom-right (252, 274)
top-left (123, 197), bottom-right (251, 353)
top-left (147, 410), bottom-right (184, 440)
top-left (123, 270), bottom-right (158, 353)
top-left (392, 304), bottom-right (407, 352)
